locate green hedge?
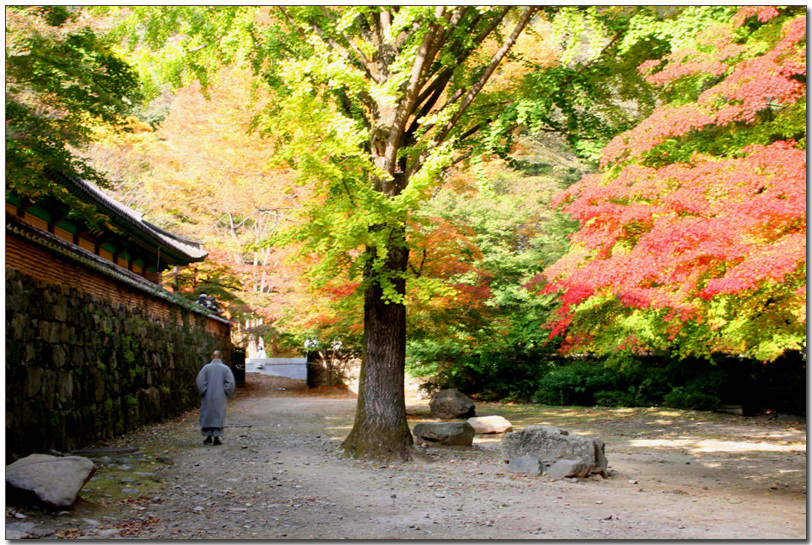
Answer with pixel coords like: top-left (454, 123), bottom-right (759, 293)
top-left (533, 355), bottom-right (730, 410)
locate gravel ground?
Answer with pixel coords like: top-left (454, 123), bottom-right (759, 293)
top-left (5, 373), bottom-right (806, 540)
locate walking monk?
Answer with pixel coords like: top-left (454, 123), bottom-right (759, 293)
top-left (196, 350), bottom-right (236, 445)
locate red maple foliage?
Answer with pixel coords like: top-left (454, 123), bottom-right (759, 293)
top-left (541, 8), bottom-right (806, 359)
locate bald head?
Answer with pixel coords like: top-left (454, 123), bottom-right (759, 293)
top-left (212, 350), bottom-right (222, 360)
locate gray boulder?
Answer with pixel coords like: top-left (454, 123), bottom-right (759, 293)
top-left (429, 389), bottom-right (476, 419)
top-left (413, 422), bottom-right (475, 447)
top-left (6, 454), bottom-right (97, 508)
top-left (5, 521), bottom-right (53, 540)
top-left (546, 459), bottom-right (591, 480)
top-left (507, 455), bottom-right (543, 476)
top-left (468, 415), bottom-right (512, 434)
top-left (500, 425), bottom-right (608, 476)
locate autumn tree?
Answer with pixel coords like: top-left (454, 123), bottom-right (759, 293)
top-left (406, 156), bottom-right (582, 399)
top-left (113, 6), bottom-right (552, 460)
top-left (542, 6), bottom-right (806, 362)
top-left (6, 6), bottom-right (140, 216)
top-left (81, 67), bottom-right (305, 348)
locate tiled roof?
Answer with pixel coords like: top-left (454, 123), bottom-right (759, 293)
top-left (6, 215), bottom-right (229, 325)
top-left (47, 170), bottom-right (207, 264)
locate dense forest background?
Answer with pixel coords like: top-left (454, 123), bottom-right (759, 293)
top-left (7, 6), bottom-right (806, 416)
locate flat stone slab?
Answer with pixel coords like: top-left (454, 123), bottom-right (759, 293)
top-left (6, 521), bottom-right (53, 539)
top-left (507, 455), bottom-right (542, 476)
top-left (413, 422), bottom-right (475, 447)
top-left (468, 415), bottom-right (512, 434)
top-left (6, 454), bottom-right (97, 508)
top-left (546, 459), bottom-right (591, 480)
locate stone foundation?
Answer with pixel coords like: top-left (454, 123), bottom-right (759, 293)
top-left (6, 269), bottom-right (233, 460)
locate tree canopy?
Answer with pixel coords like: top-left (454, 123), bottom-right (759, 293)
top-left (6, 6), bottom-right (140, 213)
top-left (541, 6), bottom-right (806, 361)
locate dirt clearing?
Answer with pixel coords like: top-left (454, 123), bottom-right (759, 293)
top-left (7, 373), bottom-right (806, 540)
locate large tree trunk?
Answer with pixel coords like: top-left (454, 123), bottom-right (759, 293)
top-left (342, 229), bottom-right (413, 460)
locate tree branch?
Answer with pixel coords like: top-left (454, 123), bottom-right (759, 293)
top-left (304, 11), bottom-right (383, 84)
top-left (408, 248), bottom-right (427, 278)
top-left (276, 7), bottom-right (306, 40)
top-left (412, 8), bottom-right (508, 111)
top-left (406, 6), bottom-right (538, 179)
top-left (384, 7), bottom-right (446, 169)
top-left (319, 7), bottom-right (380, 82)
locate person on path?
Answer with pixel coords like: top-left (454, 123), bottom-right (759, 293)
top-left (196, 350), bottom-right (236, 445)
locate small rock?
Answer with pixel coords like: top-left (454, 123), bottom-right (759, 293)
top-left (429, 389), bottom-right (476, 419)
top-left (83, 518), bottom-right (101, 527)
top-left (547, 460), bottom-right (591, 481)
top-left (6, 522), bottom-right (37, 539)
top-left (412, 422), bottom-right (475, 447)
top-left (507, 455), bottom-right (543, 477)
top-left (468, 415), bottom-right (512, 434)
top-left (121, 488), bottom-right (140, 494)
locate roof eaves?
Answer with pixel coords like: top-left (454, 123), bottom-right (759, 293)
top-left (47, 170), bottom-right (207, 264)
top-left (7, 216), bottom-right (229, 325)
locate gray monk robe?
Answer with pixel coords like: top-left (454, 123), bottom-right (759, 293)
top-left (196, 358), bottom-right (236, 437)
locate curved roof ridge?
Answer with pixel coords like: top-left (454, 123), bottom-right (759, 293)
top-left (47, 170), bottom-right (207, 263)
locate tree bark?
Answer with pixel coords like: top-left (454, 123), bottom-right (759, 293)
top-left (342, 228), bottom-right (413, 460)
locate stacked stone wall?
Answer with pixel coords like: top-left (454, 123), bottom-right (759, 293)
top-left (6, 268), bottom-right (233, 460)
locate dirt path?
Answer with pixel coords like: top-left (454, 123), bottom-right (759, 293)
top-left (7, 374), bottom-right (806, 540)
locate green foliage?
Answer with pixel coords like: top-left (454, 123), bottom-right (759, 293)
top-left (533, 354), bottom-right (729, 409)
top-left (120, 335), bottom-right (138, 366)
top-left (662, 387), bottom-right (721, 411)
top-left (406, 162), bottom-right (580, 400)
top-left (6, 6), bottom-right (141, 210)
top-left (498, 6), bottom-right (713, 166)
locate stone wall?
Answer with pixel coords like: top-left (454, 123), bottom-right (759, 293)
top-left (6, 269), bottom-right (234, 460)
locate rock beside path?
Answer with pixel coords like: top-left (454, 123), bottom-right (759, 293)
top-left (546, 459), bottom-right (591, 480)
top-left (468, 415), bottom-right (512, 434)
top-left (412, 422), bottom-right (475, 447)
top-left (6, 454), bottom-right (97, 508)
top-left (429, 389), bottom-right (476, 419)
top-left (507, 455), bottom-right (542, 476)
top-left (500, 425), bottom-right (608, 477)
top-left (6, 521), bottom-right (54, 539)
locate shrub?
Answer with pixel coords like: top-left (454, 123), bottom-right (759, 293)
top-left (534, 360), bottom-right (616, 406)
top-left (594, 388), bottom-right (637, 407)
top-left (663, 386), bottom-right (721, 410)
